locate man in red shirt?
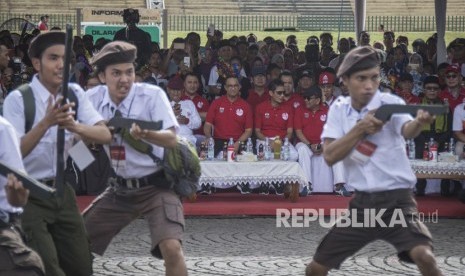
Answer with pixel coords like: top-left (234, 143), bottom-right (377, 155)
top-left (294, 86), bottom-right (350, 196)
top-left (205, 76), bottom-right (253, 154)
top-left (439, 64), bottom-right (465, 112)
top-left (204, 76), bottom-right (253, 194)
top-left (246, 66), bottom-right (269, 111)
top-left (182, 72), bottom-right (210, 146)
top-left (255, 79), bottom-right (298, 194)
top-left (280, 70), bottom-right (305, 111)
top-left (296, 70), bottom-right (314, 95)
top-left (37, 15), bottom-right (49, 31)
top-left (255, 79), bottom-right (297, 159)
top-left (396, 73), bottom-right (421, 104)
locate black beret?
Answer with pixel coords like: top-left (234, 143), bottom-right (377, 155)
top-left (90, 41), bottom-right (137, 72)
top-left (337, 46), bottom-right (380, 78)
top-left (28, 31), bottom-right (65, 59)
top-left (251, 66), bottom-right (266, 77)
top-left (423, 75), bottom-right (440, 86)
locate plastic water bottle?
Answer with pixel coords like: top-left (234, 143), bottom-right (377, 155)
top-left (246, 137), bottom-right (253, 153)
top-left (449, 138), bottom-right (455, 154)
top-left (227, 138), bottom-right (235, 162)
top-left (264, 137), bottom-right (272, 160)
top-left (408, 139), bottom-right (416, 160)
top-left (207, 137), bottom-right (215, 160)
top-left (282, 137), bottom-right (290, 161)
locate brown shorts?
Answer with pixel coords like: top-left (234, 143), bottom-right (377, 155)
top-left (0, 221), bottom-right (45, 275)
top-left (83, 184), bottom-right (185, 259)
top-left (313, 189), bottom-right (433, 269)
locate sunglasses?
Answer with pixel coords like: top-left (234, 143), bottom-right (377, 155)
top-left (424, 86), bottom-right (440, 91)
top-left (274, 90), bottom-right (286, 96)
top-left (446, 74), bottom-right (458, 79)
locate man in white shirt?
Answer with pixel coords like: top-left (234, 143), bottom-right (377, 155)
top-left (166, 75), bottom-right (201, 145)
top-left (305, 47), bottom-right (443, 276)
top-left (84, 41), bottom-right (188, 276)
top-left (3, 31), bottom-right (111, 276)
top-left (0, 116), bottom-right (44, 275)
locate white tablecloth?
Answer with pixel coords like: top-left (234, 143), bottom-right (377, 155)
top-left (199, 160), bottom-right (308, 189)
top-left (410, 160), bottom-right (465, 176)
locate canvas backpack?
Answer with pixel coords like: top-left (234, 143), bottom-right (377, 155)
top-left (162, 136), bottom-right (201, 197)
top-left (119, 128), bottom-right (201, 197)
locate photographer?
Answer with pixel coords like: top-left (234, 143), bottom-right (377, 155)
top-left (114, 8), bottom-right (152, 70)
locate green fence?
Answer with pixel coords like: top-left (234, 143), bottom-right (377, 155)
top-left (1, 12), bottom-right (465, 33)
top-left (168, 15), bottom-right (298, 32)
top-left (168, 15), bottom-right (465, 32)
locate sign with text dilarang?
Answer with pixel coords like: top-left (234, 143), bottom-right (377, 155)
top-left (84, 25), bottom-right (160, 43)
top-left (82, 8), bottom-right (161, 24)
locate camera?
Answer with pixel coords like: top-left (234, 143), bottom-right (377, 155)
top-left (11, 57), bottom-right (30, 89)
top-left (123, 8), bottom-right (140, 25)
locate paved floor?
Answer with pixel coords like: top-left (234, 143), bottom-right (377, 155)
top-left (93, 217), bottom-right (465, 276)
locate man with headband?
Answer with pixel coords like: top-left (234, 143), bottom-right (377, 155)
top-left (83, 41), bottom-right (187, 276)
top-left (305, 46), bottom-right (443, 276)
top-left (3, 31), bottom-right (111, 275)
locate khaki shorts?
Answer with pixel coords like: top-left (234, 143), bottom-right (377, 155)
top-left (83, 184), bottom-right (185, 259)
top-left (0, 221), bottom-right (45, 275)
top-left (313, 189), bottom-right (433, 269)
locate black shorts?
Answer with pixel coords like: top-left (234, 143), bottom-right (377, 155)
top-left (313, 188), bottom-right (433, 269)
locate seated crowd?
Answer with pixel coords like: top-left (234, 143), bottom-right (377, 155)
top-left (1, 27), bottom-right (465, 198)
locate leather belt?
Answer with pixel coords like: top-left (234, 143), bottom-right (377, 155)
top-left (114, 170), bottom-right (164, 189)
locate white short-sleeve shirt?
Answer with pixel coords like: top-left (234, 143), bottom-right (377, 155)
top-left (452, 103), bottom-right (465, 133)
top-left (86, 83), bottom-right (179, 179)
top-left (321, 91), bottom-right (416, 192)
top-left (0, 116), bottom-right (24, 214)
top-left (3, 75), bottom-right (104, 179)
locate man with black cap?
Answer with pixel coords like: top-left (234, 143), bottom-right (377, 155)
top-left (294, 86), bottom-right (347, 197)
top-left (305, 46), bottom-right (443, 276)
top-left (84, 41), bottom-right (188, 276)
top-left (3, 31), bottom-right (112, 276)
top-left (414, 75), bottom-right (452, 196)
top-left (246, 65), bottom-right (269, 111)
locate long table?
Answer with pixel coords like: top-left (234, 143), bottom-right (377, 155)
top-left (410, 159), bottom-right (465, 179)
top-left (199, 160), bottom-right (309, 202)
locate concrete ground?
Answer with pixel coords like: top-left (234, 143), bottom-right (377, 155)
top-left (93, 217), bottom-right (465, 276)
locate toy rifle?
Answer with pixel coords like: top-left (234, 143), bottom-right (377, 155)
top-left (55, 24), bottom-right (73, 197)
top-left (374, 104), bottom-right (449, 122)
top-left (0, 162), bottom-right (55, 199)
top-left (107, 117), bottom-right (163, 131)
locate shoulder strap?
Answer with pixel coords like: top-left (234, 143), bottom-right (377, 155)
top-left (17, 85), bottom-right (80, 133)
top-left (68, 88), bottom-right (79, 120)
top-left (120, 128), bottom-right (161, 164)
top-left (17, 84), bottom-right (35, 133)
